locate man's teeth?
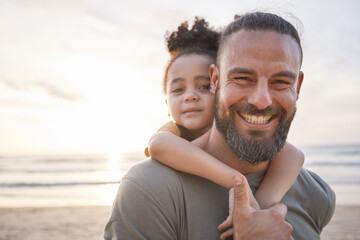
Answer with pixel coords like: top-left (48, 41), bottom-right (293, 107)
top-left (241, 114), bottom-right (271, 124)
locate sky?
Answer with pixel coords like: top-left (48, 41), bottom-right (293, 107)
top-left (0, 0), bottom-right (359, 157)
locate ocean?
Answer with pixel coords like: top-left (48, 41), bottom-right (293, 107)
top-left (0, 144), bottom-right (359, 207)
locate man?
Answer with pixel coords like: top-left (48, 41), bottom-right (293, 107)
top-left (104, 12), bottom-right (335, 240)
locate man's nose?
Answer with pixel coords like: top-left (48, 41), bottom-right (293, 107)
top-left (247, 79), bottom-right (272, 110)
top-left (184, 89), bottom-right (199, 102)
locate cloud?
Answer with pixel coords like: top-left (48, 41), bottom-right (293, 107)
top-left (0, 77), bottom-right (27, 91)
top-left (0, 98), bottom-right (60, 109)
top-left (0, 77), bottom-right (82, 102)
top-left (32, 80), bottom-right (82, 102)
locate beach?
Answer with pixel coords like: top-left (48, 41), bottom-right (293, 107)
top-left (0, 204), bottom-right (359, 240)
top-left (0, 206), bottom-right (110, 240)
top-left (0, 145), bottom-right (359, 239)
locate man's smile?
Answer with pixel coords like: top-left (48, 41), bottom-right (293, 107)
top-left (239, 113), bottom-right (274, 125)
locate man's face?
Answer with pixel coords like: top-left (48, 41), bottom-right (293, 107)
top-left (211, 30), bottom-right (303, 165)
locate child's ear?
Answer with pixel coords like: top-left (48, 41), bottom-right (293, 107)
top-left (209, 64), bottom-right (218, 94)
top-left (165, 99), bottom-right (170, 116)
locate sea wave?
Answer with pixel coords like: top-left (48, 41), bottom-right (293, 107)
top-left (0, 181), bottom-right (121, 188)
top-left (305, 161), bottom-right (360, 166)
top-left (0, 146), bottom-right (359, 189)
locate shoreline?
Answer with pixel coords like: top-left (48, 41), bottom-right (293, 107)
top-left (0, 204), bottom-right (359, 240)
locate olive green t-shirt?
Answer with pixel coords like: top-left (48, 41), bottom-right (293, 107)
top-left (104, 159), bottom-right (335, 240)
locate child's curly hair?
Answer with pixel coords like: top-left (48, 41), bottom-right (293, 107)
top-left (163, 17), bottom-right (220, 93)
top-left (165, 17), bottom-right (219, 59)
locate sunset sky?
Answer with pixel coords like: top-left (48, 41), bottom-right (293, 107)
top-left (0, 0), bottom-right (359, 156)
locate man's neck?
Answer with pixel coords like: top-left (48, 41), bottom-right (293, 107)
top-left (193, 124), bottom-right (268, 175)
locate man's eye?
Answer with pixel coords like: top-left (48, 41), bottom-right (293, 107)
top-left (272, 79), bottom-right (292, 90)
top-left (273, 80), bottom-right (292, 89)
top-left (234, 76), bottom-right (251, 81)
top-left (274, 80), bottom-right (290, 85)
top-left (199, 84), bottom-right (211, 90)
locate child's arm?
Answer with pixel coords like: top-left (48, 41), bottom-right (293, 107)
top-left (148, 131), bottom-right (239, 189)
top-left (254, 142), bottom-right (305, 209)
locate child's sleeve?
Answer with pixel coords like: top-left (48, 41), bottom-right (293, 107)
top-left (144, 121), bottom-right (181, 157)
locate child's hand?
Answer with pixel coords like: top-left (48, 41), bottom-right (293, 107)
top-left (218, 187), bottom-right (234, 239)
top-left (249, 188), bottom-right (260, 210)
top-left (218, 184), bottom-right (260, 239)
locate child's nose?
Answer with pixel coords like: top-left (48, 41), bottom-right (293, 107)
top-left (184, 89), bottom-right (199, 102)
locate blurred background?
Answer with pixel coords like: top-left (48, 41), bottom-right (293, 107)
top-left (0, 0), bottom-right (359, 207)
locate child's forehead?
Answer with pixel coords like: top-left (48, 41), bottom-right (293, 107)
top-left (168, 75), bottom-right (210, 86)
top-left (170, 53), bottom-right (214, 69)
top-left (167, 55), bottom-right (212, 79)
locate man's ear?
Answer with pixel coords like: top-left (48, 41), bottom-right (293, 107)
top-left (296, 71), bottom-right (304, 100)
top-left (209, 64), bottom-right (219, 94)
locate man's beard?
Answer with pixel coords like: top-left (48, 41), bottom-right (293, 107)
top-left (214, 88), bottom-right (296, 166)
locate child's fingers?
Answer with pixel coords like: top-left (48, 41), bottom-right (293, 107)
top-left (249, 190), bottom-right (260, 210)
top-left (217, 216), bottom-right (232, 230)
top-left (228, 187), bottom-right (234, 215)
top-left (219, 227), bottom-right (234, 240)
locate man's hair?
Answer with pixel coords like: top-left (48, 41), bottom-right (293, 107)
top-left (163, 17), bottom-right (220, 94)
top-left (217, 12), bottom-right (303, 67)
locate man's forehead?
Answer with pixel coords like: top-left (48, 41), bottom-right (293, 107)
top-left (220, 30), bottom-right (301, 68)
top-left (226, 30), bottom-right (298, 53)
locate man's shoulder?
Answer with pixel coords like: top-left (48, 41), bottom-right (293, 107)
top-left (106, 159), bottom-right (188, 239)
top-left (125, 158), bottom-right (181, 181)
top-left (294, 168), bottom-right (336, 209)
top-left (122, 158), bottom-right (185, 197)
top-left (284, 168), bottom-right (336, 236)
top-left (296, 168), bottom-right (335, 201)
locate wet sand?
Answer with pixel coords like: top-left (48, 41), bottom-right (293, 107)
top-left (0, 204), bottom-right (359, 240)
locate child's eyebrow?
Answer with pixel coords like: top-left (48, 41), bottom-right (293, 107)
top-left (169, 77), bottom-right (185, 85)
top-left (170, 75), bottom-right (210, 85)
top-left (194, 75), bottom-right (210, 81)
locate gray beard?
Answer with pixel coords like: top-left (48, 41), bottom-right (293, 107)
top-left (214, 89), bottom-right (296, 166)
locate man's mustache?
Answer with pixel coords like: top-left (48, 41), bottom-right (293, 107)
top-left (230, 103), bottom-right (284, 116)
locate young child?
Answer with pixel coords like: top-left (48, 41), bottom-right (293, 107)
top-left (145, 17), bottom-right (304, 239)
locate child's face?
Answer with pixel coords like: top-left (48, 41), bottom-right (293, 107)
top-left (166, 54), bottom-right (214, 137)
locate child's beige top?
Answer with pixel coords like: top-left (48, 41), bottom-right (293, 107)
top-left (144, 121), bottom-right (181, 157)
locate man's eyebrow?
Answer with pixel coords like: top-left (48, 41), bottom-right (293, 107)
top-left (227, 67), bottom-right (257, 76)
top-left (271, 71), bottom-right (297, 80)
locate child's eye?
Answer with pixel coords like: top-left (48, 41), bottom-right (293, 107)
top-left (171, 88), bottom-right (184, 93)
top-left (199, 84), bottom-right (211, 90)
